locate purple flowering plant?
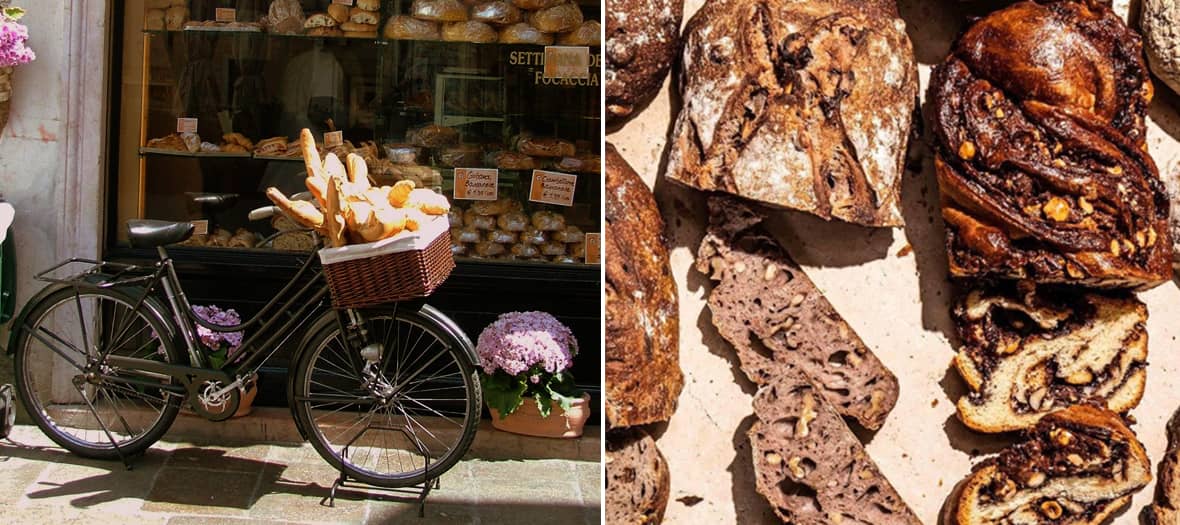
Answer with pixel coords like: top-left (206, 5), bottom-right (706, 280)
top-left (0, 6), bottom-right (35, 68)
top-left (192, 305), bottom-right (244, 368)
top-left (476, 311), bottom-right (580, 419)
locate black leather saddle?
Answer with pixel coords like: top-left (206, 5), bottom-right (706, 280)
top-left (187, 192), bottom-right (239, 211)
top-left (127, 220), bottom-right (195, 248)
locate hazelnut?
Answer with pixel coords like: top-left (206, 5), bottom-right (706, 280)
top-left (1107, 165), bottom-right (1123, 175)
top-left (1040, 500), bottom-right (1063, 519)
top-left (764, 264), bottom-right (778, 281)
top-left (797, 395), bottom-right (817, 438)
top-left (1066, 453), bottom-right (1084, 467)
top-left (1025, 472), bottom-right (1046, 488)
top-left (1148, 227), bottom-right (1158, 247)
top-left (734, 261), bottom-right (747, 274)
top-left (1053, 143), bottom-right (1063, 154)
top-left (1064, 263), bottom-right (1085, 279)
top-left (1077, 197), bottom-right (1093, 215)
top-left (1052, 159), bottom-right (1066, 168)
top-left (1042, 198), bottom-right (1070, 222)
top-left (1064, 369), bottom-right (1093, 385)
top-left (994, 477), bottom-right (1016, 500)
top-left (765, 452), bottom-right (783, 466)
top-left (859, 468), bottom-right (874, 480)
top-left (1122, 239), bottom-right (1136, 255)
top-left (995, 108), bottom-right (1005, 118)
top-left (790, 293), bottom-right (805, 307)
top-left (787, 456), bottom-right (806, 478)
top-left (1051, 428), bottom-right (1074, 446)
top-left (959, 141), bottom-right (977, 160)
top-left (1028, 387), bottom-right (1048, 411)
top-left (1110, 239), bottom-right (1121, 256)
top-left (999, 340), bottom-right (1021, 355)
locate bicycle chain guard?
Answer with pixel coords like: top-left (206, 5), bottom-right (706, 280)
top-left (191, 378), bottom-right (242, 422)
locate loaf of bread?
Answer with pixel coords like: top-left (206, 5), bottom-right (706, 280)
top-left (1147, 409), bottom-right (1180, 524)
top-left (697, 195), bottom-right (899, 430)
top-left (471, 197), bottom-right (520, 216)
top-left (528, 2), bottom-right (582, 33)
top-left (497, 211), bottom-right (528, 232)
top-left (952, 282), bottom-right (1147, 433)
top-left (510, 243), bottom-right (539, 258)
top-left (517, 136), bottom-right (575, 157)
top-left (412, 0), bottom-right (468, 21)
top-left (531, 210), bottom-right (565, 231)
top-left (384, 16), bottom-right (441, 40)
top-left (438, 144), bottom-right (483, 168)
top-left (519, 226), bottom-right (546, 245)
top-left (487, 230), bottom-right (517, 244)
top-left (929, 0), bottom-right (1172, 289)
top-left (498, 22), bottom-right (552, 45)
top-left (606, 429), bottom-right (670, 525)
top-left (606, 0), bottom-right (680, 124)
top-left (327, 4), bottom-right (350, 24)
top-left (553, 225), bottom-right (583, 243)
top-left (349, 7), bottom-right (379, 25)
top-left (407, 124), bottom-right (459, 147)
top-left (464, 209), bottom-right (496, 230)
top-left (512, 0), bottom-right (561, 9)
top-left (305, 12), bottom-right (339, 28)
top-left (605, 144), bottom-right (682, 428)
top-left (557, 20), bottom-right (599, 46)
top-left (750, 370), bottom-right (921, 524)
top-left (474, 240), bottom-right (506, 256)
top-left (667, 0), bottom-right (916, 227)
top-left (471, 1), bottom-right (521, 25)
top-left (949, 405), bottom-right (1150, 525)
top-left (486, 150), bottom-right (535, 170)
top-left (442, 21), bottom-right (498, 43)
top-left (451, 227), bottom-right (481, 244)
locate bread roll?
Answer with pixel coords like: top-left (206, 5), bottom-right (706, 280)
top-left (448, 207), bottom-right (465, 228)
top-left (327, 4), bottom-right (350, 24)
top-left (471, 197), bottom-right (519, 216)
top-left (451, 227), bottom-right (482, 244)
top-left (510, 243), bottom-right (539, 258)
top-left (497, 211), bottom-right (528, 232)
top-left (385, 15), bottom-right (441, 40)
top-left (569, 241), bottom-right (585, 258)
top-left (472, 1), bottom-right (521, 25)
top-left (517, 136), bottom-right (575, 157)
top-left (438, 144), bottom-right (483, 168)
top-left (341, 21), bottom-right (377, 33)
top-left (305, 12), bottom-right (339, 28)
top-left (553, 225), bottom-right (584, 243)
top-left (529, 3), bottom-right (582, 33)
top-left (407, 124), bottom-right (459, 147)
top-left (385, 143), bottom-right (424, 164)
top-left (512, 0), bottom-right (561, 9)
top-left (165, 6), bottom-right (188, 30)
top-left (557, 20), bottom-right (599, 45)
top-left (531, 210), bottom-right (565, 231)
top-left (486, 151), bottom-right (535, 170)
top-left (442, 21), bottom-right (498, 43)
top-left (540, 240), bottom-right (567, 256)
top-left (475, 241), bottom-right (507, 257)
top-left (520, 226), bottom-right (546, 245)
top-left (464, 209), bottom-right (496, 230)
top-left (451, 243), bottom-right (469, 256)
top-left (145, 9), bottom-right (166, 31)
top-left (350, 7), bottom-right (380, 25)
top-left (498, 22), bottom-right (552, 44)
top-left (356, 0), bottom-right (382, 10)
top-left (412, 0), bottom-right (468, 22)
top-left (487, 230), bottom-right (518, 244)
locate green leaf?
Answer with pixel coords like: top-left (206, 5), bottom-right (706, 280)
top-left (481, 371), bottom-right (527, 419)
top-left (533, 388), bottom-right (553, 418)
top-left (207, 347), bottom-right (227, 369)
top-left (3, 7), bottom-right (25, 20)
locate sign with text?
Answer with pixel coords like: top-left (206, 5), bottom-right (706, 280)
top-left (543, 46), bottom-right (590, 80)
top-left (192, 220), bottom-right (209, 236)
top-left (176, 117), bottom-right (198, 134)
top-left (324, 131), bottom-right (343, 148)
top-left (453, 168), bottom-right (499, 201)
top-left (214, 8), bottom-right (237, 22)
top-left (585, 233), bottom-right (600, 264)
top-left (529, 170), bottom-right (577, 206)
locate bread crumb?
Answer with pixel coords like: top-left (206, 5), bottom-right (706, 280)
top-left (676, 495), bottom-right (704, 507)
top-left (896, 244), bottom-right (912, 257)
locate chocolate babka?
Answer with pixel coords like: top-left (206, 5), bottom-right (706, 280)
top-left (929, 0), bottom-right (1172, 289)
top-left (951, 405), bottom-right (1151, 525)
top-left (697, 195), bottom-right (900, 430)
top-left (1146, 408), bottom-right (1180, 524)
top-left (952, 281), bottom-right (1147, 433)
top-left (667, 0), bottom-right (918, 227)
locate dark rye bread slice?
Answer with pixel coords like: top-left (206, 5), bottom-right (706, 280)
top-left (695, 195), bottom-right (899, 430)
top-left (749, 369), bottom-right (920, 524)
top-left (606, 428), bottom-right (671, 524)
top-left (666, 0), bottom-right (917, 227)
top-left (605, 143), bottom-right (683, 428)
top-left (1146, 409), bottom-right (1180, 524)
top-left (952, 281), bottom-right (1147, 433)
top-left (950, 405), bottom-right (1151, 525)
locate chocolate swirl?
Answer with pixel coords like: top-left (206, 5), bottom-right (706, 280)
top-left (929, 0), bottom-right (1172, 289)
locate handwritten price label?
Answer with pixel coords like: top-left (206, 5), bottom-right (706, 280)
top-left (453, 168), bottom-right (499, 201)
top-left (585, 233), bottom-right (600, 264)
top-left (214, 8), bottom-right (237, 22)
top-left (324, 131), bottom-right (344, 148)
top-left (529, 170), bottom-right (577, 206)
top-left (543, 46), bottom-right (590, 80)
top-left (176, 117), bottom-right (198, 134)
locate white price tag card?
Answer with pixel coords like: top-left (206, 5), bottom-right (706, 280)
top-left (453, 168), bottom-right (499, 201)
top-left (214, 8), bottom-right (237, 22)
top-left (192, 220), bottom-right (209, 236)
top-left (585, 233), bottom-right (600, 264)
top-left (324, 131), bottom-right (344, 148)
top-left (543, 46), bottom-right (590, 80)
top-left (176, 117), bottom-right (198, 134)
top-left (529, 170), bottom-right (577, 206)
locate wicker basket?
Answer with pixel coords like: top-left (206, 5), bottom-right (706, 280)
top-left (319, 218), bottom-right (455, 309)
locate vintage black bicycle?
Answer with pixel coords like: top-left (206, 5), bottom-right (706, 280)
top-left (5, 202), bottom-right (481, 490)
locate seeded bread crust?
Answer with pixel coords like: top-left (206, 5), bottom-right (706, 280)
top-left (951, 405), bottom-right (1151, 525)
top-left (605, 143), bottom-right (683, 428)
top-left (606, 428), bottom-right (671, 524)
top-left (605, 0), bottom-right (682, 124)
top-left (749, 369), bottom-right (921, 524)
top-left (666, 0), bottom-right (917, 227)
top-left (696, 195), bottom-right (899, 430)
top-left (952, 281), bottom-right (1148, 433)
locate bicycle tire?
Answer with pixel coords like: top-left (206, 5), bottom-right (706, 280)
top-left (13, 286), bottom-right (183, 459)
top-left (291, 305), bottom-right (481, 488)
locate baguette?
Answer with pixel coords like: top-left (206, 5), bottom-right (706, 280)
top-left (346, 153), bottom-right (371, 189)
top-left (265, 187), bottom-right (325, 232)
top-left (324, 176), bottom-right (347, 248)
top-left (323, 153), bottom-right (347, 181)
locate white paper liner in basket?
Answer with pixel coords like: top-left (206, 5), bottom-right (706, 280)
top-left (317, 215), bottom-right (449, 265)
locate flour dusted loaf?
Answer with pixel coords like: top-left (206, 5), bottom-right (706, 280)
top-left (929, 0), bottom-right (1172, 290)
top-left (605, 143), bottom-right (682, 428)
top-left (951, 281), bottom-right (1147, 433)
top-left (605, 0), bottom-right (682, 124)
top-left (750, 368), bottom-right (920, 524)
top-left (1147, 409), bottom-right (1180, 524)
top-left (950, 405), bottom-right (1151, 525)
top-left (667, 0), bottom-right (917, 227)
top-left (1143, 0), bottom-right (1180, 98)
top-left (606, 428), bottom-right (670, 524)
top-left (697, 195), bottom-right (899, 430)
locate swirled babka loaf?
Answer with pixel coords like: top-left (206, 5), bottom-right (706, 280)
top-left (1146, 409), bottom-right (1180, 524)
top-left (952, 281), bottom-right (1147, 433)
top-left (667, 0), bottom-right (918, 227)
top-left (950, 405), bottom-right (1151, 525)
top-left (929, 0), bottom-right (1172, 289)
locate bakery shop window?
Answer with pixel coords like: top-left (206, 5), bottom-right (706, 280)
top-left (113, 0), bottom-right (601, 265)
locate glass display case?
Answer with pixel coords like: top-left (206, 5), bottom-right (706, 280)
top-left (114, 0), bottom-right (601, 266)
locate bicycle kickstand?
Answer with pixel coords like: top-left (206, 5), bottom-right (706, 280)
top-left (73, 383), bottom-right (133, 470)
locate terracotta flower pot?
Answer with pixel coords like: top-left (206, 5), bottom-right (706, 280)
top-left (489, 392), bottom-right (591, 439)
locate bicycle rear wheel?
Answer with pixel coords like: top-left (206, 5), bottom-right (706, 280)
top-left (13, 287), bottom-right (183, 459)
top-left (291, 305), bottom-right (481, 488)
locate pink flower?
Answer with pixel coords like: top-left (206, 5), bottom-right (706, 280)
top-left (0, 18), bottom-right (34, 68)
top-left (475, 311), bottom-right (577, 377)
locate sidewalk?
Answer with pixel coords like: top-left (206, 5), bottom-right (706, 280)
top-left (0, 424), bottom-right (601, 524)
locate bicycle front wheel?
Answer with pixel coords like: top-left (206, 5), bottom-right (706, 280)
top-left (291, 305), bottom-right (481, 488)
top-left (13, 286), bottom-right (183, 459)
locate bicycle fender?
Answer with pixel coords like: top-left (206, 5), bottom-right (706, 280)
top-left (5, 284), bottom-right (67, 356)
top-left (416, 304), bottom-right (478, 367)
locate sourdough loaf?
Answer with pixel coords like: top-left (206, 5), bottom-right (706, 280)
top-left (666, 0), bottom-right (917, 227)
top-left (605, 143), bottom-right (683, 427)
top-left (605, 0), bottom-right (682, 124)
top-left (697, 195), bottom-right (899, 430)
top-left (952, 281), bottom-right (1147, 433)
top-left (606, 428), bottom-right (671, 524)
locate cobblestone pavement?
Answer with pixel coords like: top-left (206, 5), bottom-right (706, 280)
top-left (0, 425), bottom-right (602, 524)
